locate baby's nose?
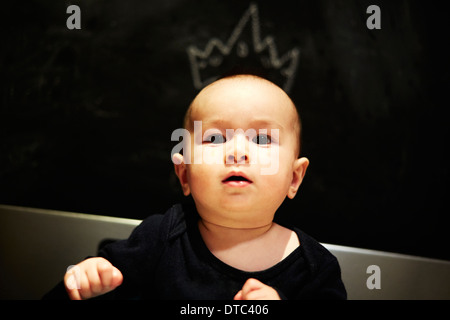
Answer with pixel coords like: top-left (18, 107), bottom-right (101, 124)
top-left (226, 152), bottom-right (249, 164)
top-left (225, 135), bottom-right (249, 164)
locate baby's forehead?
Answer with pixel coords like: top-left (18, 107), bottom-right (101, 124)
top-left (199, 76), bottom-right (285, 99)
top-left (192, 77), bottom-right (293, 116)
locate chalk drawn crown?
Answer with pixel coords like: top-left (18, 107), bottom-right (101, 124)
top-left (187, 3), bottom-right (300, 93)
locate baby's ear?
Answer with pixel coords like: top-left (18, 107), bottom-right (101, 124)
top-left (172, 153), bottom-right (191, 196)
top-left (287, 157), bottom-right (309, 199)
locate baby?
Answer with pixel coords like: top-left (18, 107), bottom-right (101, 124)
top-left (45, 74), bottom-right (346, 300)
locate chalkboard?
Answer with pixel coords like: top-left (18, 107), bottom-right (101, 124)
top-left (1, 0), bottom-right (449, 260)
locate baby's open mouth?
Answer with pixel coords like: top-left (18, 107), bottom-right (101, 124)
top-left (223, 176), bottom-right (251, 182)
top-left (222, 173), bottom-right (253, 187)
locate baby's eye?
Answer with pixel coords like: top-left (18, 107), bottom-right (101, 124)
top-left (252, 134), bottom-right (271, 145)
top-left (203, 133), bottom-right (226, 144)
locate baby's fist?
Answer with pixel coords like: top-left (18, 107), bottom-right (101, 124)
top-left (64, 257), bottom-right (123, 300)
top-left (234, 278), bottom-right (280, 300)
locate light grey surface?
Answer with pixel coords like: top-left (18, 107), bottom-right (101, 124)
top-left (0, 204), bottom-right (140, 299)
top-left (323, 243), bottom-right (450, 300)
top-left (1, 204), bottom-right (449, 299)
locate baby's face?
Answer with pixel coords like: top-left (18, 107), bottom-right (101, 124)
top-left (175, 77), bottom-right (308, 228)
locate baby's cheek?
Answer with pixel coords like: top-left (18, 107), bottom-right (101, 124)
top-left (187, 164), bottom-right (215, 189)
top-left (253, 147), bottom-right (280, 176)
top-left (202, 146), bottom-right (225, 165)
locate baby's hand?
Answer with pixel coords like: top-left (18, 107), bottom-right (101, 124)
top-left (233, 278), bottom-right (280, 300)
top-left (64, 257), bottom-right (123, 300)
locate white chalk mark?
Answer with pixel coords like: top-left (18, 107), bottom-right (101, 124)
top-left (187, 2), bottom-right (300, 93)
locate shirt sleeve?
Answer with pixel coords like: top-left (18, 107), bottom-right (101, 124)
top-left (96, 213), bottom-right (168, 299)
top-left (286, 229), bottom-right (347, 300)
top-left (277, 257), bottom-right (346, 300)
top-left (300, 256), bottom-right (347, 299)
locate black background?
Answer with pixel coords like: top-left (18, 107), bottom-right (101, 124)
top-left (1, 0), bottom-right (449, 260)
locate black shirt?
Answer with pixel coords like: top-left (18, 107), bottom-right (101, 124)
top-left (44, 202), bottom-right (346, 300)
